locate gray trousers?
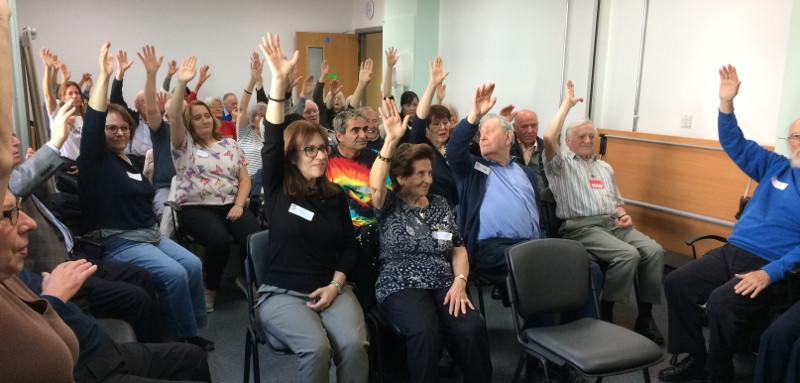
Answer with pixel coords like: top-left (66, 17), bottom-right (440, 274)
top-left (256, 284), bottom-right (369, 383)
top-left (560, 215), bottom-right (664, 306)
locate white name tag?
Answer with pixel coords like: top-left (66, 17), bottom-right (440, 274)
top-left (289, 203), bottom-right (315, 221)
top-left (433, 231), bottom-right (453, 241)
top-left (474, 162), bottom-right (491, 175)
top-left (772, 176), bottom-right (788, 191)
top-left (356, 186), bottom-right (372, 194)
top-left (196, 149), bottom-right (209, 158)
top-left (127, 172), bottom-right (142, 181)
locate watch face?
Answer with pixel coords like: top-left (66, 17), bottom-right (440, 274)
top-left (365, 0), bottom-right (374, 19)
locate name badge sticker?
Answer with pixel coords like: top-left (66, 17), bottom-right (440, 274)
top-left (433, 231), bottom-right (453, 241)
top-left (474, 162), bottom-right (491, 175)
top-left (127, 172), bottom-right (143, 181)
top-left (772, 176), bottom-right (788, 191)
top-left (196, 149), bottom-right (209, 158)
top-left (289, 203), bottom-right (315, 221)
top-left (356, 186), bottom-right (372, 194)
top-left (589, 179), bottom-right (604, 189)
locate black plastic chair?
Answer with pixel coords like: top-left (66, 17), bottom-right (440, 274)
top-left (243, 230), bottom-right (293, 383)
top-left (505, 238), bottom-right (663, 383)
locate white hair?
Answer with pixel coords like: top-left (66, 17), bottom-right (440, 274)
top-left (791, 148), bottom-right (800, 168)
top-left (479, 113), bottom-right (513, 131)
top-left (565, 118), bottom-right (595, 138)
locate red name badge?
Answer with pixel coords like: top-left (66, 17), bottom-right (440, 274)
top-left (589, 179), bottom-right (604, 189)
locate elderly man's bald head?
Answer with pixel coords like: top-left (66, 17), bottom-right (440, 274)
top-left (513, 109), bottom-right (539, 147)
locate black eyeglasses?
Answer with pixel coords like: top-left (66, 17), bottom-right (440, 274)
top-left (105, 125), bottom-right (130, 134)
top-left (300, 145), bottom-right (332, 158)
top-left (2, 197), bottom-right (21, 225)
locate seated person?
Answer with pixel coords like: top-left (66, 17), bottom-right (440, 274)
top-left (370, 98), bottom-right (492, 383)
top-left (78, 42), bottom-right (209, 347)
top-left (658, 65), bottom-right (800, 382)
top-left (258, 33), bottom-right (368, 383)
top-left (364, 106), bottom-right (384, 151)
top-left (168, 55), bottom-right (261, 313)
top-left (543, 80), bottom-right (664, 343)
top-left (313, 58), bottom-right (373, 129)
top-left (756, 299), bottom-right (800, 383)
top-left (235, 52), bottom-right (267, 198)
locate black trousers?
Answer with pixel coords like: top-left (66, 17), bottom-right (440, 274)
top-left (87, 260), bottom-right (162, 342)
top-left (755, 300), bottom-right (800, 383)
top-left (180, 204), bottom-right (260, 291)
top-left (74, 341), bottom-right (210, 383)
top-left (381, 288), bottom-right (492, 383)
top-left (664, 243), bottom-right (782, 375)
top-left (474, 238), bottom-right (525, 287)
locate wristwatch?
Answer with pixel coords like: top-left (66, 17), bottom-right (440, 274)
top-left (456, 274), bottom-right (467, 283)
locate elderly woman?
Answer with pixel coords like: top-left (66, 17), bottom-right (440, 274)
top-left (408, 56), bottom-right (459, 207)
top-left (169, 56), bottom-right (261, 313)
top-left (236, 52), bottom-right (267, 198)
top-left (204, 96), bottom-right (237, 139)
top-left (370, 98), bottom-right (492, 383)
top-left (259, 32), bottom-right (368, 383)
top-left (77, 41), bottom-right (209, 346)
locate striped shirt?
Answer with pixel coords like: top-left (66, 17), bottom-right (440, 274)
top-left (544, 147), bottom-right (623, 219)
top-left (237, 125), bottom-right (263, 176)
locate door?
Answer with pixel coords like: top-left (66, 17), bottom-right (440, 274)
top-left (295, 32), bottom-right (359, 104)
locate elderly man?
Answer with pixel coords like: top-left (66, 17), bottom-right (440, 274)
top-left (543, 81), bottom-right (665, 343)
top-left (658, 65), bottom-right (800, 382)
top-left (364, 106), bottom-right (384, 151)
top-left (222, 92), bottom-right (237, 122)
top-left (510, 109), bottom-right (560, 238)
top-left (447, 84), bottom-right (542, 292)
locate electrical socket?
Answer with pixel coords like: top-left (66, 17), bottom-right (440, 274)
top-left (681, 114), bottom-right (692, 129)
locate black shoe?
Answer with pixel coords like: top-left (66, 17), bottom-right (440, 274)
top-left (635, 316), bottom-right (665, 344)
top-left (703, 365), bottom-right (734, 383)
top-left (491, 286), bottom-right (503, 300)
top-left (658, 355), bottom-right (705, 382)
top-left (184, 335), bottom-right (215, 352)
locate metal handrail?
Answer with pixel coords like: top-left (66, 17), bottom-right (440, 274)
top-left (623, 198), bottom-right (735, 228)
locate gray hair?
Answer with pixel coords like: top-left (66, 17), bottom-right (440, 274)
top-left (565, 118), bottom-right (595, 138)
top-left (480, 113), bottom-right (513, 132)
top-left (443, 103), bottom-right (459, 121)
top-left (332, 108), bottom-right (367, 133)
top-left (204, 96), bottom-right (222, 107)
top-left (223, 92), bottom-right (236, 102)
top-left (248, 102), bottom-right (267, 124)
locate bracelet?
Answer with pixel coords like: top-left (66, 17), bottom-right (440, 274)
top-left (243, 89), bottom-right (252, 95)
top-left (330, 280), bottom-right (342, 295)
top-left (235, 202), bottom-right (244, 208)
top-left (456, 274), bottom-right (467, 283)
top-left (268, 94), bottom-right (286, 102)
top-left (376, 153), bottom-right (391, 162)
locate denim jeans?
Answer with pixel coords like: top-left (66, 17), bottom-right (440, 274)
top-left (104, 236), bottom-right (207, 338)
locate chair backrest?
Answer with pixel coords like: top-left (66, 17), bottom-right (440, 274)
top-left (246, 230), bottom-right (271, 288)
top-left (505, 238), bottom-right (591, 318)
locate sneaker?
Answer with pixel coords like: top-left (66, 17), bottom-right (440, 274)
top-left (205, 291), bottom-right (215, 313)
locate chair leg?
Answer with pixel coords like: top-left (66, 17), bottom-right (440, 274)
top-left (253, 334), bottom-right (261, 383)
top-left (244, 329), bottom-right (252, 383)
top-left (642, 367), bottom-right (651, 383)
top-left (511, 352), bottom-right (525, 383)
top-left (368, 316), bottom-right (384, 383)
top-left (475, 281), bottom-right (486, 319)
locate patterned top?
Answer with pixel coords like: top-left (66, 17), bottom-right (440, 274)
top-left (172, 132), bottom-right (248, 206)
top-left (375, 192), bottom-right (464, 303)
top-left (236, 125), bottom-right (263, 176)
top-left (326, 146), bottom-right (379, 226)
top-left (544, 146), bottom-right (623, 219)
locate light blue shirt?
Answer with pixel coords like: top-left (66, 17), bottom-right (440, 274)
top-left (478, 158), bottom-right (540, 240)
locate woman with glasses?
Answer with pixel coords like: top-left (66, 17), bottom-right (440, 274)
top-left (169, 55), bottom-right (261, 313)
top-left (236, 52), bottom-right (268, 198)
top-left (258, 32), bottom-right (368, 383)
top-left (76, 41), bottom-right (210, 347)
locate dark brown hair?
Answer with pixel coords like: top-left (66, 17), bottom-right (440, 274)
top-left (106, 103), bottom-right (137, 150)
top-left (426, 105), bottom-right (451, 126)
top-left (283, 120), bottom-right (341, 198)
top-left (389, 143), bottom-right (435, 192)
top-left (182, 100), bottom-right (223, 144)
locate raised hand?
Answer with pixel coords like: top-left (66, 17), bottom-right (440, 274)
top-left (564, 80), bottom-right (583, 108)
top-left (249, 51), bottom-right (264, 80)
top-left (300, 74), bottom-right (315, 98)
top-left (81, 72), bottom-right (91, 83)
top-left (197, 65), bottom-right (211, 85)
top-left (320, 59), bottom-right (329, 80)
top-left (379, 97), bottom-right (409, 141)
top-left (436, 83), bottom-right (446, 103)
top-left (59, 63), bottom-right (71, 81)
top-left (177, 56), bottom-right (197, 84)
top-left (85, 76), bottom-right (93, 90)
top-left (260, 32), bottom-right (298, 83)
top-left (50, 100), bottom-right (77, 147)
top-left (53, 57), bottom-right (62, 70)
top-left (330, 79), bottom-right (341, 97)
top-left (499, 104), bottom-right (518, 122)
top-left (40, 47), bottom-right (55, 68)
top-left (116, 49), bottom-right (134, 79)
top-left (156, 91), bottom-right (168, 116)
top-left (358, 58), bottom-right (374, 84)
top-left (98, 41), bottom-right (113, 77)
top-left (385, 47), bottom-right (398, 67)
top-left (137, 45), bottom-right (163, 75)
top-left (167, 60), bottom-right (178, 77)
top-left (470, 83), bottom-right (497, 122)
top-left (719, 64), bottom-right (741, 102)
top-left (428, 56), bottom-right (448, 86)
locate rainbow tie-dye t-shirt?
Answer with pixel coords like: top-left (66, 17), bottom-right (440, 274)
top-left (326, 147), bottom-right (390, 227)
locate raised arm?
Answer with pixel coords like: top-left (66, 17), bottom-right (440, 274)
top-left (718, 64), bottom-right (740, 114)
top-left (88, 41), bottom-right (114, 113)
top-left (162, 59), bottom-right (177, 92)
top-left (169, 56), bottom-right (197, 149)
top-left (348, 58), bottom-right (373, 109)
top-left (57, 62), bottom-right (71, 93)
top-left (114, 49), bottom-right (134, 81)
top-left (0, 2), bottom-right (12, 188)
top-left (261, 32), bottom-right (298, 126)
top-left (138, 45), bottom-right (164, 131)
top-left (370, 97), bottom-right (409, 209)
top-left (383, 47), bottom-right (398, 99)
top-left (416, 56), bottom-right (449, 120)
top-left (435, 83), bottom-right (446, 105)
top-left (543, 80), bottom-right (583, 162)
top-left (237, 52), bottom-right (264, 129)
top-left (192, 65), bottom-right (210, 95)
top-left (40, 47), bottom-right (58, 115)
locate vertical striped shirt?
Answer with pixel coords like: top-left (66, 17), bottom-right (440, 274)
top-left (237, 125), bottom-right (263, 176)
top-left (544, 147), bottom-right (623, 219)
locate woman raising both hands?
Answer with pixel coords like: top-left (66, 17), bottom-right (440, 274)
top-left (370, 98), bottom-right (492, 383)
top-left (257, 32), bottom-right (368, 383)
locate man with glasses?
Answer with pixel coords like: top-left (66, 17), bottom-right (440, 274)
top-left (659, 65), bottom-right (800, 383)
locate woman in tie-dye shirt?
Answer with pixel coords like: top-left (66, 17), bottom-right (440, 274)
top-left (169, 56), bottom-right (261, 313)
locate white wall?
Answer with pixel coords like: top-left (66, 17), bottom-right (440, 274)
top-left (351, 0), bottom-right (384, 31)
top-left (16, 0), bottom-right (355, 105)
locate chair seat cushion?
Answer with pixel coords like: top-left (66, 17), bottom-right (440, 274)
top-left (523, 318), bottom-right (662, 374)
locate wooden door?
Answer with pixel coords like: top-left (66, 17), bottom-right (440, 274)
top-left (363, 32), bottom-right (383, 109)
top-left (295, 32), bottom-right (359, 102)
